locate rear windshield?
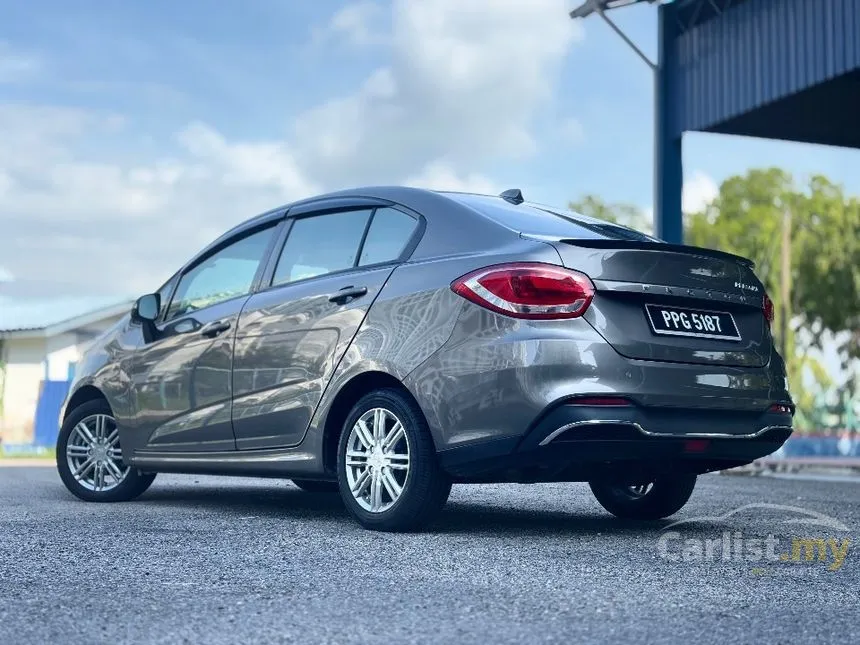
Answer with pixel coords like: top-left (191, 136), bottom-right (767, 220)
top-left (445, 193), bottom-right (660, 243)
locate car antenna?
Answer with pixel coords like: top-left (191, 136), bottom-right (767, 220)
top-left (499, 188), bottom-right (524, 205)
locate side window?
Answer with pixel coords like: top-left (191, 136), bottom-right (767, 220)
top-left (272, 209), bottom-right (371, 286)
top-left (166, 226), bottom-right (276, 320)
top-left (359, 207), bottom-right (418, 266)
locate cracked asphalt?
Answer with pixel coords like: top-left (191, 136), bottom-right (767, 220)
top-left (1, 466), bottom-right (857, 644)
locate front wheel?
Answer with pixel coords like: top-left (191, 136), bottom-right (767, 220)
top-left (589, 474), bottom-right (697, 520)
top-left (337, 388), bottom-right (451, 532)
top-left (57, 399), bottom-right (156, 502)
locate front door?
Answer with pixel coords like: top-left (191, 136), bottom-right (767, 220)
top-left (128, 224), bottom-right (279, 453)
top-left (232, 205), bottom-right (421, 449)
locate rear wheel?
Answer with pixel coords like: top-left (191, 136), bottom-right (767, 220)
top-left (291, 479), bottom-right (339, 493)
top-left (57, 399), bottom-right (156, 502)
top-left (589, 474), bottom-right (697, 520)
top-left (337, 388), bottom-right (451, 532)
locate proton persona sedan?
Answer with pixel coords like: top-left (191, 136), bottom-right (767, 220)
top-left (57, 186), bottom-right (793, 531)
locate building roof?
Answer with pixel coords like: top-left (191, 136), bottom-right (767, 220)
top-left (0, 296), bottom-right (134, 338)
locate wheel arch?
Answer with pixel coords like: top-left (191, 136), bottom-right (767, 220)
top-left (321, 370), bottom-right (431, 474)
top-left (63, 384), bottom-right (109, 422)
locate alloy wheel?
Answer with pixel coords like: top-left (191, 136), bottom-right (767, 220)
top-left (65, 413), bottom-right (130, 492)
top-left (626, 482), bottom-right (654, 498)
top-left (344, 407), bottom-right (411, 513)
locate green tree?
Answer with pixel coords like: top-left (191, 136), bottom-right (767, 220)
top-left (568, 194), bottom-right (651, 233)
top-left (686, 168), bottom-right (860, 427)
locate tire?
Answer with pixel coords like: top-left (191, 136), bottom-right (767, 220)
top-left (56, 399), bottom-right (156, 503)
top-left (589, 474), bottom-right (697, 520)
top-left (337, 388), bottom-right (451, 532)
top-left (292, 479), bottom-right (339, 493)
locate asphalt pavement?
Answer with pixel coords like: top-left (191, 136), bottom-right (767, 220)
top-left (0, 466), bottom-right (857, 644)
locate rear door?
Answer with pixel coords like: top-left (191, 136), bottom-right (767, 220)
top-left (231, 201), bottom-right (422, 449)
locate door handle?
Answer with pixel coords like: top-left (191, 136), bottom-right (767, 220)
top-left (199, 320), bottom-right (232, 338)
top-left (328, 285), bottom-right (368, 304)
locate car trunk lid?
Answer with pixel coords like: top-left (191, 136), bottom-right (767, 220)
top-left (543, 238), bottom-right (771, 368)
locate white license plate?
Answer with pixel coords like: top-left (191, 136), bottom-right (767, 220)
top-left (645, 304), bottom-right (741, 341)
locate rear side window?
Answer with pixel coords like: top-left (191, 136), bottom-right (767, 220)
top-left (272, 209), bottom-right (371, 286)
top-left (359, 207), bottom-right (417, 266)
top-left (446, 193), bottom-right (657, 242)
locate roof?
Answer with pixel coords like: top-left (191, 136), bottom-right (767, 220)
top-left (0, 296), bottom-right (134, 338)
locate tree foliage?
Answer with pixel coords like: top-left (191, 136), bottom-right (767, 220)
top-left (568, 194), bottom-right (652, 234)
top-left (686, 169), bottom-right (860, 365)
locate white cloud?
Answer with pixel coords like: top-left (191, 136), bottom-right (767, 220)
top-left (0, 106), bottom-right (321, 297)
top-left (177, 122), bottom-right (319, 197)
top-left (0, 265), bottom-right (13, 283)
top-left (0, 0), bottom-right (583, 298)
top-left (404, 160), bottom-right (497, 194)
top-left (294, 0), bottom-right (581, 185)
top-left (313, 2), bottom-right (388, 48)
top-left (683, 170), bottom-right (719, 214)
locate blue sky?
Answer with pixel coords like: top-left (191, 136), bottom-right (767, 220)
top-left (1, 0), bottom-right (859, 299)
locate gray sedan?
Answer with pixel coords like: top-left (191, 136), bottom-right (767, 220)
top-left (56, 186), bottom-right (793, 531)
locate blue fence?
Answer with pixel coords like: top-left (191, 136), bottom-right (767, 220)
top-left (774, 434), bottom-right (860, 459)
top-left (32, 379), bottom-right (72, 448)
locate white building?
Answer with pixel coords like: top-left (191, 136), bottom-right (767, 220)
top-left (0, 297), bottom-right (133, 445)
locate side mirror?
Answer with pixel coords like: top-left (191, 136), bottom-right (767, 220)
top-left (131, 294), bottom-right (160, 343)
top-left (132, 293), bottom-right (160, 322)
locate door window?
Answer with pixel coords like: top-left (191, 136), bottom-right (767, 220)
top-left (166, 226), bottom-right (276, 320)
top-left (272, 209), bottom-right (371, 286)
top-left (358, 207), bottom-right (418, 266)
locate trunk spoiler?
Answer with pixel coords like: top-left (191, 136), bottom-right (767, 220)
top-left (521, 234), bottom-right (755, 269)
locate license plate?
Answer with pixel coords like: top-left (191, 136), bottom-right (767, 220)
top-left (645, 304), bottom-right (741, 341)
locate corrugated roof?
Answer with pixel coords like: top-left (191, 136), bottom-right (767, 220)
top-left (0, 296), bottom-right (134, 334)
top-left (669, 0), bottom-right (860, 138)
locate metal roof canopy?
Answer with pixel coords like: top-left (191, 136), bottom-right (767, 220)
top-left (571, 0), bottom-right (860, 243)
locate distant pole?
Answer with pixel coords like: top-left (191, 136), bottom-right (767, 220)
top-left (780, 207), bottom-right (792, 359)
top-left (654, 3), bottom-right (683, 243)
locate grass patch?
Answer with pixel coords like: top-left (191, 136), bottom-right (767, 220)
top-left (0, 445), bottom-right (56, 460)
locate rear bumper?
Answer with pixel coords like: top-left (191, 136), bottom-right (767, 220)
top-left (438, 402), bottom-right (792, 482)
top-left (406, 305), bottom-right (793, 453)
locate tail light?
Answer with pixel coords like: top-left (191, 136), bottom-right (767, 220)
top-left (451, 263), bottom-right (594, 320)
top-left (762, 292), bottom-right (775, 325)
top-left (768, 403), bottom-right (793, 415)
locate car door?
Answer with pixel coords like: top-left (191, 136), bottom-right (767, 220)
top-left (231, 201), bottom-right (422, 450)
top-left (128, 222), bottom-right (281, 453)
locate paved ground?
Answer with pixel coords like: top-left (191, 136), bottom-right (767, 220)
top-left (0, 467), bottom-right (857, 644)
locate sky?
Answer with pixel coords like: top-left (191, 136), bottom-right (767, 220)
top-left (2, 0), bottom-right (860, 300)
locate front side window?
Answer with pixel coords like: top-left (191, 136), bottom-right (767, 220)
top-left (272, 209), bottom-right (371, 286)
top-left (166, 226), bottom-right (276, 320)
top-left (359, 207), bottom-right (417, 266)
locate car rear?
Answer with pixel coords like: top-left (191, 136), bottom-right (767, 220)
top-left (403, 192), bottom-right (793, 483)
